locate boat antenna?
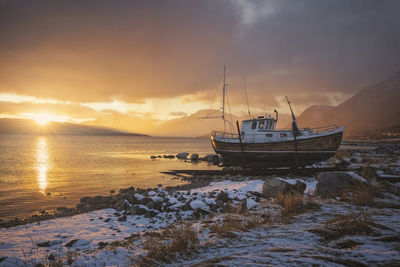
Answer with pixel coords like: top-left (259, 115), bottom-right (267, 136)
top-left (263, 103), bottom-right (267, 116)
top-left (242, 76), bottom-right (251, 119)
top-left (225, 85), bottom-right (235, 133)
top-left (286, 96), bottom-right (300, 136)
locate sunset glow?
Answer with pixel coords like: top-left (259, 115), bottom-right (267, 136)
top-left (21, 113), bottom-right (69, 125)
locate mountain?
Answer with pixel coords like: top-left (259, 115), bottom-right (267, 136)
top-left (0, 118), bottom-right (149, 136)
top-left (297, 71), bottom-right (400, 137)
top-left (82, 112), bottom-right (158, 136)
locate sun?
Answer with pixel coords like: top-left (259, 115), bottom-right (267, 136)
top-left (21, 112), bottom-right (68, 125)
top-left (34, 114), bottom-right (52, 125)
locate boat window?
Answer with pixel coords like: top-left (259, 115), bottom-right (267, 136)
top-left (258, 120), bottom-right (265, 129)
top-left (266, 133), bottom-right (273, 137)
top-left (266, 121), bottom-right (270, 129)
top-left (280, 133), bottom-right (287, 137)
top-left (251, 121), bottom-right (257, 129)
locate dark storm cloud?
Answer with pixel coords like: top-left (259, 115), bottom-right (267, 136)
top-left (0, 0), bottom-right (399, 107)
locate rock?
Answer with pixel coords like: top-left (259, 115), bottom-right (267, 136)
top-left (98, 241), bottom-right (108, 248)
top-left (127, 193), bottom-right (139, 204)
top-left (141, 197), bottom-right (153, 205)
top-left (216, 191), bottom-right (230, 202)
top-left (80, 196), bottom-right (93, 204)
top-left (76, 203), bottom-right (88, 211)
top-left (37, 241), bottom-right (51, 247)
top-left (146, 201), bottom-right (156, 210)
top-left (129, 204), bottom-right (148, 215)
top-left (190, 200), bottom-right (208, 210)
top-left (205, 154), bottom-right (220, 164)
top-left (262, 178), bottom-right (300, 198)
top-left (316, 171), bottom-right (367, 198)
top-left (113, 199), bottom-right (127, 211)
top-left (176, 152), bottom-right (189, 159)
top-left (117, 215), bottom-right (127, 222)
top-left (56, 206), bottom-right (68, 211)
top-left (163, 155), bottom-right (175, 159)
top-left (190, 153), bottom-right (199, 161)
top-left (65, 239), bottom-right (79, 248)
top-left (192, 208), bottom-right (211, 219)
top-left (150, 155), bottom-right (157, 159)
top-left (294, 181), bottom-right (307, 194)
top-left (145, 210), bottom-right (159, 218)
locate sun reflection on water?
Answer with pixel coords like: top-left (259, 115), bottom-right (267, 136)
top-left (36, 137), bottom-right (49, 194)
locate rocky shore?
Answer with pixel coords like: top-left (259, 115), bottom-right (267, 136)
top-left (1, 142), bottom-right (400, 266)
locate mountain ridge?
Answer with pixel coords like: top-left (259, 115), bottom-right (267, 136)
top-left (297, 70), bottom-right (400, 137)
top-left (0, 118), bottom-right (149, 136)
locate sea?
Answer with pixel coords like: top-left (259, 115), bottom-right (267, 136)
top-left (0, 135), bottom-right (218, 220)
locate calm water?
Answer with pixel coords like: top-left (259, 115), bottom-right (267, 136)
top-left (0, 135), bottom-right (218, 220)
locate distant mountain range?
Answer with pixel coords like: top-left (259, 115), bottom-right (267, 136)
top-left (297, 71), bottom-right (400, 138)
top-left (0, 118), bottom-right (149, 136)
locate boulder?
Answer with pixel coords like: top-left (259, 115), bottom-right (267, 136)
top-left (176, 152), bottom-right (189, 159)
top-left (262, 178), bottom-right (305, 198)
top-left (145, 210), bottom-right (159, 218)
top-left (146, 201), bottom-right (156, 210)
top-left (316, 171), bottom-right (367, 198)
top-left (293, 181), bottom-right (307, 194)
top-left (190, 153), bottom-right (199, 161)
top-left (205, 154), bottom-right (219, 164)
top-left (216, 191), bottom-right (230, 202)
top-left (129, 204), bottom-right (148, 215)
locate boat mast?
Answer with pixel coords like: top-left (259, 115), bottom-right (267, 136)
top-left (222, 65), bottom-right (227, 132)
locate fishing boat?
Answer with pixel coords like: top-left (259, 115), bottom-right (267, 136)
top-left (209, 66), bottom-right (344, 168)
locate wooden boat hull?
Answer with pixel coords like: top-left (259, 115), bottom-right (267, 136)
top-left (211, 130), bottom-right (343, 168)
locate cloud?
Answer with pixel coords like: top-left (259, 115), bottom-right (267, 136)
top-left (232, 0), bottom-right (275, 26)
top-left (0, 101), bottom-right (98, 120)
top-left (0, 0), bottom-right (399, 111)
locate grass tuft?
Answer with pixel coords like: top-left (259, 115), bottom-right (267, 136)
top-left (310, 211), bottom-right (380, 241)
top-left (276, 193), bottom-right (320, 219)
top-left (209, 213), bottom-right (269, 238)
top-left (137, 225), bottom-right (199, 266)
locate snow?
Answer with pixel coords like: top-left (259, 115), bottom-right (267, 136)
top-left (150, 196), bottom-right (164, 203)
top-left (346, 171), bottom-right (367, 183)
top-left (1, 169), bottom-right (400, 266)
top-left (134, 193), bottom-right (144, 201)
top-left (191, 179), bottom-right (264, 194)
top-left (246, 198), bottom-right (258, 210)
top-left (190, 200), bottom-right (208, 210)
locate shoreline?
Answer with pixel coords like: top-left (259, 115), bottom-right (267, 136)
top-left (1, 141), bottom-right (399, 229)
top-left (1, 166), bottom-right (400, 266)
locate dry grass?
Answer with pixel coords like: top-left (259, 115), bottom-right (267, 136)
top-left (347, 187), bottom-right (376, 206)
top-left (209, 213), bottom-right (269, 238)
top-left (360, 166), bottom-right (378, 182)
top-left (310, 211), bottom-right (381, 241)
top-left (275, 193), bottom-right (320, 219)
top-left (137, 225), bottom-right (199, 266)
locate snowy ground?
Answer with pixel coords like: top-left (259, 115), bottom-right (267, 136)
top-left (1, 176), bottom-right (400, 266)
top-left (1, 144), bottom-right (400, 266)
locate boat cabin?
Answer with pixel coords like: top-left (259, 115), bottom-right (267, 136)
top-left (240, 115), bottom-right (284, 142)
top-left (241, 115), bottom-right (277, 132)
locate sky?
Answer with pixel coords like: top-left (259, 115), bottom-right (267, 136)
top-left (1, 0), bottom-right (400, 135)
